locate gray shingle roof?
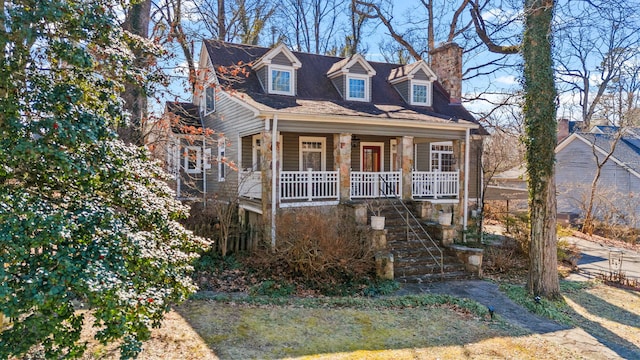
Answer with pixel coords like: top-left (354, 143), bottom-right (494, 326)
top-left (165, 102), bottom-right (202, 133)
top-left (203, 40), bottom-right (486, 134)
top-left (579, 132), bottom-right (640, 174)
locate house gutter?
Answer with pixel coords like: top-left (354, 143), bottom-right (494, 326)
top-left (271, 115), bottom-right (278, 248)
top-left (463, 128), bottom-right (470, 236)
top-left (258, 111), bottom-right (479, 131)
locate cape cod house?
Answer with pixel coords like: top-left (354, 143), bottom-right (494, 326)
top-left (165, 40), bottom-right (485, 251)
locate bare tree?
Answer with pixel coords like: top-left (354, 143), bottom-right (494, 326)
top-left (581, 129), bottom-right (625, 235)
top-left (274, 0), bottom-right (346, 54)
top-left (554, 0), bottom-right (640, 129)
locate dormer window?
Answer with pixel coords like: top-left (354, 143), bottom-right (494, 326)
top-left (327, 54), bottom-right (376, 103)
top-left (252, 44), bottom-right (302, 96)
top-left (270, 66), bottom-right (293, 95)
top-left (388, 60), bottom-right (437, 107)
top-left (347, 75), bottom-right (368, 101)
top-left (411, 80), bottom-right (431, 106)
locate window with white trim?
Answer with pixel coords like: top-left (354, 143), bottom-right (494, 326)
top-left (431, 141), bottom-right (454, 172)
top-left (269, 66), bottom-right (294, 95)
top-left (204, 86), bottom-right (215, 114)
top-left (347, 75), bottom-right (369, 101)
top-left (218, 139), bottom-right (225, 181)
top-left (411, 80), bottom-right (431, 106)
top-left (299, 136), bottom-right (326, 171)
top-left (184, 146), bottom-right (201, 174)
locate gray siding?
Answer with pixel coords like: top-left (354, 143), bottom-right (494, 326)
top-left (349, 62), bottom-right (368, 74)
top-left (468, 138), bottom-right (482, 200)
top-left (272, 52), bottom-right (292, 66)
top-left (331, 76), bottom-right (345, 98)
top-left (394, 81), bottom-right (409, 103)
top-left (241, 136), bottom-right (253, 170)
top-left (257, 67), bottom-right (267, 92)
top-left (415, 143), bottom-right (430, 171)
top-left (178, 137), bottom-right (204, 198)
top-left (203, 93), bottom-right (262, 197)
top-left (556, 138), bottom-right (640, 223)
top-left (413, 69), bottom-right (430, 81)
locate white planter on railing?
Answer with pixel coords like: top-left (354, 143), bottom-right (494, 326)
top-left (371, 216), bottom-right (386, 230)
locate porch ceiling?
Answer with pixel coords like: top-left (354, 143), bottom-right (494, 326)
top-left (275, 119), bottom-right (469, 139)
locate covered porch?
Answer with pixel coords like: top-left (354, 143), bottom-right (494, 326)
top-left (240, 169), bottom-right (459, 202)
top-left (238, 129), bottom-right (468, 208)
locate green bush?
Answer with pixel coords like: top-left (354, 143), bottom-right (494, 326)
top-left (250, 280), bottom-right (295, 298)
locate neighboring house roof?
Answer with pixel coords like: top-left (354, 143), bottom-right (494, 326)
top-left (165, 101), bottom-right (202, 133)
top-left (568, 121), bottom-right (583, 134)
top-left (203, 40), bottom-right (486, 134)
top-left (556, 132), bottom-right (640, 178)
top-left (590, 125), bottom-right (619, 134)
top-left (485, 164), bottom-right (528, 201)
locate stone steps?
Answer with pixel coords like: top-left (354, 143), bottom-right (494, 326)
top-left (371, 199), bottom-right (474, 283)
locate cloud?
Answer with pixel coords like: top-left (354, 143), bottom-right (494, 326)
top-left (496, 75), bottom-right (518, 86)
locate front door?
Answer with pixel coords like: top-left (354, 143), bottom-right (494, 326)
top-left (362, 145), bottom-right (381, 172)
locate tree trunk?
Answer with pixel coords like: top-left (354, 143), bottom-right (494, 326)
top-left (218, 0), bottom-right (226, 40)
top-left (523, 0), bottom-right (560, 299)
top-left (121, 0), bottom-right (151, 146)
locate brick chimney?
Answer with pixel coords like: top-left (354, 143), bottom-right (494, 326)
top-left (429, 43), bottom-right (463, 105)
top-left (557, 118), bottom-right (569, 143)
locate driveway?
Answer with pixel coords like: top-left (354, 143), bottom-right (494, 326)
top-left (565, 236), bottom-right (640, 280)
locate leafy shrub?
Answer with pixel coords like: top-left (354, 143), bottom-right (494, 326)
top-left (249, 280), bottom-right (295, 298)
top-left (363, 279), bottom-right (401, 297)
top-left (249, 207), bottom-right (375, 294)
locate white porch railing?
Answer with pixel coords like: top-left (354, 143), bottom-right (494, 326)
top-left (280, 170), bottom-right (339, 201)
top-left (412, 171), bottom-right (459, 199)
top-left (241, 170), bottom-right (459, 202)
top-left (239, 170), bottom-right (262, 199)
top-left (350, 171), bottom-right (401, 198)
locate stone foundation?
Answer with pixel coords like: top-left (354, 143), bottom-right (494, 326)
top-left (449, 245), bottom-right (483, 277)
top-left (375, 252), bottom-right (394, 280)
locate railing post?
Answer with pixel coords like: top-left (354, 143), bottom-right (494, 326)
top-left (307, 168), bottom-right (313, 201)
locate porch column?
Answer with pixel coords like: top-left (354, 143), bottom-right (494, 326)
top-left (334, 133), bottom-right (352, 202)
top-left (261, 129), bottom-right (273, 237)
top-left (453, 138), bottom-right (465, 227)
top-left (400, 136), bottom-right (414, 200)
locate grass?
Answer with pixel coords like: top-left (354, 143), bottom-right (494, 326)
top-left (74, 280), bottom-right (640, 359)
top-left (173, 297), bottom-right (577, 360)
top-left (499, 279), bottom-right (640, 358)
top-left (498, 281), bottom-right (593, 324)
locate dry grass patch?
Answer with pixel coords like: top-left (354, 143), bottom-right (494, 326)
top-left (169, 300), bottom-right (578, 360)
top-left (562, 283), bottom-right (640, 356)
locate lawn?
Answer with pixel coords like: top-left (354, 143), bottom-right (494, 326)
top-left (75, 285), bottom-right (640, 360)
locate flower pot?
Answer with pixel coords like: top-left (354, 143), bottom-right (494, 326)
top-left (371, 216), bottom-right (385, 230)
top-left (438, 212), bottom-right (452, 226)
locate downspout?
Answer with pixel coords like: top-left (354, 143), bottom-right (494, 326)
top-left (463, 128), bottom-right (470, 236)
top-left (271, 115), bottom-right (278, 248)
top-left (203, 134), bottom-right (207, 207)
